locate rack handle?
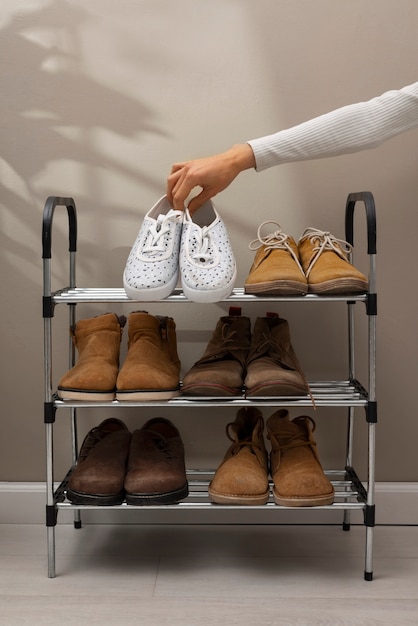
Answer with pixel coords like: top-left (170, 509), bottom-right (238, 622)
top-left (42, 196), bottom-right (77, 259)
top-left (345, 191), bottom-right (376, 255)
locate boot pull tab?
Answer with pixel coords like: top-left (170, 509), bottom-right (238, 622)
top-left (228, 306), bottom-right (242, 317)
top-left (157, 316), bottom-right (168, 341)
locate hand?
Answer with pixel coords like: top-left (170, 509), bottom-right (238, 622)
top-left (167, 144), bottom-right (256, 214)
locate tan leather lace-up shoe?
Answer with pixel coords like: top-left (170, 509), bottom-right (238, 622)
top-left (57, 313), bottom-right (125, 401)
top-left (116, 312), bottom-right (181, 401)
top-left (244, 313), bottom-right (309, 398)
top-left (125, 418), bottom-right (188, 505)
top-left (298, 227), bottom-right (368, 294)
top-left (267, 409), bottom-right (334, 507)
top-left (208, 407), bottom-right (269, 505)
top-left (244, 221), bottom-right (307, 296)
top-left (67, 418), bottom-right (131, 505)
top-left (181, 307), bottom-right (251, 397)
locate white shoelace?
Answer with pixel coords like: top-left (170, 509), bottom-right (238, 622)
top-left (143, 210), bottom-right (181, 255)
top-left (249, 221), bottom-right (304, 275)
top-left (300, 227), bottom-right (353, 278)
top-left (190, 225), bottom-right (212, 262)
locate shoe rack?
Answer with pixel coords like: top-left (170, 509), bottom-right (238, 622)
top-left (42, 191), bottom-right (377, 580)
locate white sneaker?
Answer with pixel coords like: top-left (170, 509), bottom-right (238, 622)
top-left (123, 195), bottom-right (183, 300)
top-left (180, 201), bottom-right (237, 303)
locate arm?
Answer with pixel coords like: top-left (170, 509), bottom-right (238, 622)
top-left (167, 82), bottom-right (418, 212)
top-left (249, 82), bottom-right (418, 170)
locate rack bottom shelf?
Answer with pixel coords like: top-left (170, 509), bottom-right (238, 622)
top-left (53, 467), bottom-right (367, 513)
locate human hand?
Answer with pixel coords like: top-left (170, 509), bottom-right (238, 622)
top-left (167, 144), bottom-right (255, 214)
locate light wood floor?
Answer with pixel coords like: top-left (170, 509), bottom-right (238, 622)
top-left (0, 523), bottom-right (417, 625)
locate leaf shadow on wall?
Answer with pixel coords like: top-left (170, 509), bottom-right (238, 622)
top-left (0, 0), bottom-right (168, 295)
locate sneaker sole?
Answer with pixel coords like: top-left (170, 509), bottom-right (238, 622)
top-left (245, 280), bottom-right (308, 296)
top-left (126, 483), bottom-right (189, 505)
top-left (181, 267), bottom-right (237, 303)
top-left (123, 270), bottom-right (178, 301)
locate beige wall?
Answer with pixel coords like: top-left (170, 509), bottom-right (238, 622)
top-left (1, 0), bottom-right (417, 484)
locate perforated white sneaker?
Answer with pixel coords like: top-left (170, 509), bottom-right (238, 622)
top-left (179, 201), bottom-right (237, 303)
top-left (123, 195), bottom-right (183, 300)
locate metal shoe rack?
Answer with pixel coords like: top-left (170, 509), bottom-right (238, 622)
top-left (42, 191), bottom-right (377, 580)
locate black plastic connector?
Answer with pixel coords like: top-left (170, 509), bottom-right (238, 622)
top-left (43, 295), bottom-right (55, 319)
top-left (366, 293), bottom-right (377, 316)
top-left (366, 401), bottom-right (377, 424)
top-left (46, 504), bottom-right (57, 527)
top-left (44, 402), bottom-right (56, 424)
top-left (364, 504), bottom-right (376, 527)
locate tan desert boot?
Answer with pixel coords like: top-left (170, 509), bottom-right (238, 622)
top-left (57, 313), bottom-right (125, 401)
top-left (181, 307), bottom-right (251, 396)
top-left (116, 311), bottom-right (180, 401)
top-left (208, 407), bottom-right (269, 505)
top-left (244, 221), bottom-right (307, 296)
top-left (298, 227), bottom-right (368, 294)
top-left (244, 313), bottom-right (309, 397)
top-left (267, 409), bottom-right (334, 507)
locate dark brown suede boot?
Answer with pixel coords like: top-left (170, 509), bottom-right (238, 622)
top-left (181, 307), bottom-right (251, 396)
top-left (244, 313), bottom-right (309, 397)
top-left (124, 418), bottom-right (188, 505)
top-left (67, 418), bottom-right (131, 505)
top-left (208, 407), bottom-right (269, 505)
top-left (57, 313), bottom-right (125, 401)
top-left (116, 312), bottom-right (181, 401)
top-left (267, 409), bottom-right (334, 506)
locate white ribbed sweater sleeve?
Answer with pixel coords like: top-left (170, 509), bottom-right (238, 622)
top-left (248, 82), bottom-right (418, 171)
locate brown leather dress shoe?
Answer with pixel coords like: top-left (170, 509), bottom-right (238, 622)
top-left (67, 418), bottom-right (131, 505)
top-left (125, 418), bottom-right (188, 505)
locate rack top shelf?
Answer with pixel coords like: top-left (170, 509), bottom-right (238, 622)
top-left (51, 286), bottom-right (368, 304)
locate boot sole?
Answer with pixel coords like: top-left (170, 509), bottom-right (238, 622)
top-left (308, 278), bottom-right (368, 294)
top-left (66, 488), bottom-right (126, 506)
top-left (181, 383), bottom-right (243, 397)
top-left (245, 382), bottom-right (309, 397)
top-left (125, 483), bottom-right (189, 505)
top-left (273, 488), bottom-right (335, 507)
top-left (245, 280), bottom-right (308, 296)
top-left (116, 388), bottom-right (180, 401)
top-left (208, 488), bottom-right (269, 506)
top-left (57, 388), bottom-right (115, 401)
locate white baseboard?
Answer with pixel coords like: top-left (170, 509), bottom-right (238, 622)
top-left (0, 482), bottom-right (417, 525)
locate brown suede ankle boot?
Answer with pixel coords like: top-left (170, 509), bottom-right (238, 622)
top-left (116, 311), bottom-right (180, 401)
top-left (125, 418), bottom-right (188, 505)
top-left (181, 307), bottom-right (251, 396)
top-left (244, 313), bottom-right (309, 397)
top-left (267, 409), bottom-right (334, 507)
top-left (208, 407), bottom-right (269, 505)
top-left (67, 418), bottom-right (131, 505)
top-left (57, 313), bottom-right (125, 401)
